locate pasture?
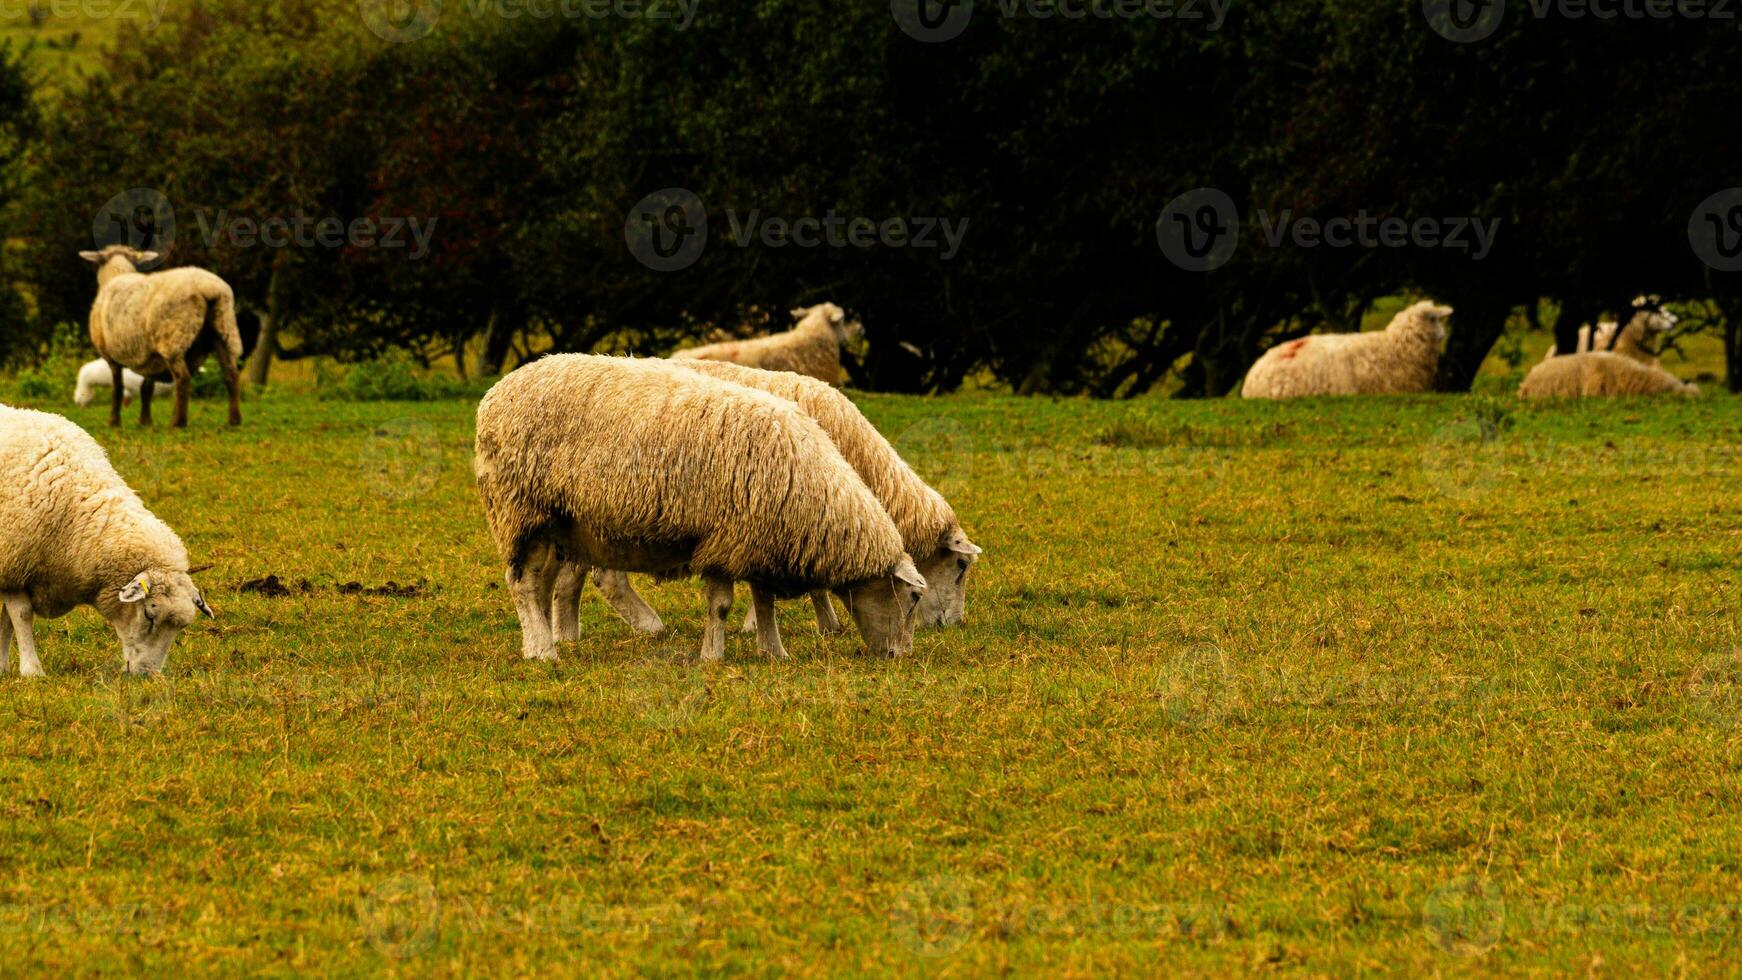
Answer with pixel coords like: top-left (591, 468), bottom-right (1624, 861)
top-left (1, 370), bottom-right (1739, 974)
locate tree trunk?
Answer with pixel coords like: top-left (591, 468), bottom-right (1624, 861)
top-left (1434, 291), bottom-right (1515, 391)
top-left (246, 264), bottom-right (284, 387)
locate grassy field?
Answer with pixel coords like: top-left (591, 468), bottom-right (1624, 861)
top-left (0, 365), bottom-right (1739, 975)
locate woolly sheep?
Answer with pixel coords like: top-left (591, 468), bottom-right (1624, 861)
top-left (73, 358), bottom-right (172, 407)
top-left (78, 245), bottom-right (244, 428)
top-left (0, 405), bottom-right (214, 676)
top-left (574, 359), bottom-right (982, 640)
top-left (1517, 350), bottom-right (1699, 399)
top-left (474, 355), bottom-right (929, 663)
top-left (670, 302), bottom-right (862, 384)
top-left (1241, 301), bottom-right (1453, 399)
top-left (1540, 296), bottom-right (1676, 366)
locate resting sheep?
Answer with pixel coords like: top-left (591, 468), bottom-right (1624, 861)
top-left (573, 359), bottom-right (982, 640)
top-left (474, 355), bottom-right (928, 663)
top-left (1540, 296), bottom-right (1676, 366)
top-left (1241, 301), bottom-right (1453, 399)
top-left (1517, 350), bottom-right (1699, 399)
top-left (0, 405), bottom-right (214, 676)
top-left (670, 302), bottom-right (862, 385)
top-left (73, 358), bottom-right (172, 407)
top-left (79, 245), bottom-right (244, 428)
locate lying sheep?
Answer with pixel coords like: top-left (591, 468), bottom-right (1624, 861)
top-left (73, 358), bottom-right (172, 407)
top-left (670, 302), bottom-right (862, 384)
top-left (474, 355), bottom-right (928, 663)
top-left (0, 405), bottom-right (214, 676)
top-left (1540, 296), bottom-right (1676, 366)
top-left (1517, 350), bottom-right (1699, 399)
top-left (79, 245), bottom-right (244, 428)
top-left (572, 359), bottom-right (982, 641)
top-left (1241, 301), bottom-right (1453, 399)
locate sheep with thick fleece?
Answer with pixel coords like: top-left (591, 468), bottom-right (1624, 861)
top-left (79, 245), bottom-right (244, 428)
top-left (74, 358), bottom-right (172, 407)
top-left (670, 302), bottom-right (862, 384)
top-left (1241, 301), bottom-right (1452, 398)
top-left (0, 405), bottom-right (214, 676)
top-left (1540, 297), bottom-right (1676, 366)
top-left (573, 359), bottom-right (982, 640)
top-left (474, 355), bottom-right (928, 663)
top-left (1517, 350), bottom-right (1699, 399)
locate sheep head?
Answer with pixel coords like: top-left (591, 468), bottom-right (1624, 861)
top-left (834, 555), bottom-right (927, 658)
top-left (103, 568), bottom-right (214, 675)
top-left (78, 245), bottom-right (159, 286)
top-left (791, 302), bottom-right (864, 344)
top-left (914, 528), bottom-right (982, 629)
top-left (1390, 300), bottom-right (1453, 344)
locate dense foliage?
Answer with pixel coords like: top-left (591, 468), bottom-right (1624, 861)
top-left (1, 0), bottom-right (1738, 394)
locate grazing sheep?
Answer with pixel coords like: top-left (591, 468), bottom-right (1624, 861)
top-left (670, 302), bottom-right (862, 384)
top-left (574, 359), bottom-right (982, 639)
top-left (78, 245), bottom-right (244, 428)
top-left (0, 405), bottom-right (215, 676)
top-left (1241, 301), bottom-right (1453, 399)
top-left (73, 358), bottom-right (172, 407)
top-left (474, 355), bottom-right (929, 663)
top-left (1517, 350), bottom-right (1699, 399)
top-left (1540, 296), bottom-right (1676, 367)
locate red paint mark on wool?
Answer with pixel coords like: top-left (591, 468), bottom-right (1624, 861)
top-left (1278, 338), bottom-right (1310, 360)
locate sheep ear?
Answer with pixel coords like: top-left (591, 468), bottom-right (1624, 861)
top-left (118, 573), bottom-right (151, 604)
top-left (949, 533), bottom-right (983, 557)
top-left (136, 251), bottom-right (160, 264)
top-left (193, 591), bottom-right (216, 619)
top-left (790, 307), bottom-right (808, 319)
top-left (893, 557), bottom-right (927, 592)
top-left (78, 250), bottom-right (103, 263)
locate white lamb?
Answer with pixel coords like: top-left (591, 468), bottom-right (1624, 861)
top-left (0, 405), bottom-right (215, 676)
top-left (572, 359), bottom-right (981, 640)
top-left (1517, 350), bottom-right (1700, 399)
top-left (1540, 296), bottom-right (1676, 366)
top-left (1241, 301), bottom-right (1453, 398)
top-left (670, 302), bottom-right (862, 384)
top-left (474, 355), bottom-right (929, 663)
top-left (73, 358), bottom-right (172, 407)
top-left (79, 244), bottom-right (244, 428)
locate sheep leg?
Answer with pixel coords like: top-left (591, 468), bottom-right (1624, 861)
top-left (108, 361), bottom-right (126, 428)
top-left (507, 540), bottom-right (560, 662)
top-left (751, 586), bottom-right (789, 661)
top-left (700, 576), bottom-right (734, 664)
top-left (0, 605), bottom-right (11, 675)
top-left (215, 339), bottom-right (242, 426)
top-left (3, 595), bottom-right (42, 678)
top-left (550, 561), bottom-right (586, 644)
top-left (591, 569), bottom-right (665, 635)
top-left (168, 356), bottom-right (192, 429)
top-left (138, 370), bottom-right (154, 426)
top-left (740, 586), bottom-right (758, 634)
top-left (810, 591), bottom-right (845, 635)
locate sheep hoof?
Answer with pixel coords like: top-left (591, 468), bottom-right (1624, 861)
top-left (521, 648), bottom-right (559, 664)
top-left (18, 665), bottom-right (44, 678)
top-left (630, 617), bottom-right (665, 635)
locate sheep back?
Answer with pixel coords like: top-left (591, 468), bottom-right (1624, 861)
top-left (1518, 351), bottom-right (1699, 398)
top-left (90, 267), bottom-right (242, 373)
top-left (671, 311), bottom-right (843, 383)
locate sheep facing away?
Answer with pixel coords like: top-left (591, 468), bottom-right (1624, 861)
top-left (1241, 301), bottom-right (1453, 399)
top-left (571, 359), bottom-right (981, 641)
top-left (0, 405), bottom-right (214, 676)
top-left (79, 245), bottom-right (244, 428)
top-left (670, 302), bottom-right (862, 384)
top-left (1517, 350), bottom-right (1699, 399)
top-left (474, 354), bottom-right (928, 663)
top-left (74, 358), bottom-right (173, 407)
top-left (1540, 296), bottom-right (1677, 366)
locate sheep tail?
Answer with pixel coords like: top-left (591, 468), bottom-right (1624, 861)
top-left (208, 290), bottom-right (243, 362)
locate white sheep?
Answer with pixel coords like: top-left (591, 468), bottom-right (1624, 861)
top-left (1241, 301), bottom-right (1452, 398)
top-left (1540, 296), bottom-right (1676, 366)
top-left (73, 358), bottom-right (172, 407)
top-left (0, 405), bottom-right (214, 676)
top-left (670, 302), bottom-right (862, 384)
top-left (1517, 350), bottom-right (1699, 399)
top-left (573, 359), bottom-right (981, 640)
top-left (474, 355), bottom-right (929, 663)
top-left (78, 245), bottom-right (244, 428)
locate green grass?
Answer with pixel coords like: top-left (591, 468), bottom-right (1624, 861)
top-left (0, 2), bottom-right (135, 96)
top-left (2, 377), bottom-right (1742, 974)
